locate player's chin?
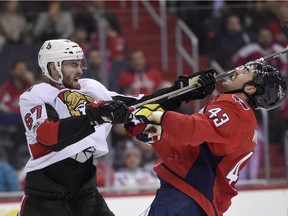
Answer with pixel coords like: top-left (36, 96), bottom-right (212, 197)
top-left (73, 81), bottom-right (81, 90)
top-left (64, 81), bottom-right (81, 90)
top-left (221, 81), bottom-right (231, 91)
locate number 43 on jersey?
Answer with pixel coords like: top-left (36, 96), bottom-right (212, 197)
top-left (208, 108), bottom-right (229, 127)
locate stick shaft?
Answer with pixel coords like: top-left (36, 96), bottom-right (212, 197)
top-left (131, 84), bottom-right (199, 110)
top-left (131, 47), bottom-right (288, 110)
top-left (216, 47), bottom-right (288, 80)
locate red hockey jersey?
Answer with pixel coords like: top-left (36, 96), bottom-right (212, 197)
top-left (152, 94), bottom-right (258, 216)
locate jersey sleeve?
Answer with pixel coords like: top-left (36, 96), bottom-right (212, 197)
top-left (19, 86), bottom-right (95, 152)
top-left (161, 99), bottom-right (240, 148)
top-left (36, 109), bottom-right (95, 151)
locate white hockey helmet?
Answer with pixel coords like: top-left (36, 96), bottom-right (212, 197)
top-left (38, 39), bottom-right (86, 85)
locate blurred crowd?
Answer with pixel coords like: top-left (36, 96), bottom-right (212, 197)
top-left (0, 0), bottom-right (288, 192)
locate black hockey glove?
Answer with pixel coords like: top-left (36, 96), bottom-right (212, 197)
top-left (175, 69), bottom-right (217, 101)
top-left (85, 100), bottom-right (131, 125)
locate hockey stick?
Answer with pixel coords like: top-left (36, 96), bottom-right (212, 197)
top-left (216, 46), bottom-right (288, 80)
top-left (217, 20), bottom-right (288, 80)
top-left (129, 21), bottom-right (288, 110)
top-left (129, 47), bottom-right (288, 111)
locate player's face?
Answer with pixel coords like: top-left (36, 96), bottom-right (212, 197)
top-left (222, 65), bottom-right (256, 92)
top-left (62, 60), bottom-right (84, 90)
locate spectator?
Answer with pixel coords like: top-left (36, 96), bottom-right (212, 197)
top-left (105, 19), bottom-right (128, 91)
top-left (137, 141), bottom-right (159, 176)
top-left (0, 148), bottom-right (20, 192)
top-left (0, 61), bottom-right (34, 163)
top-left (0, 0), bottom-right (28, 46)
top-left (82, 46), bottom-right (111, 82)
top-left (33, 1), bottom-right (74, 42)
top-left (73, 2), bottom-right (97, 40)
top-left (109, 55), bottom-right (129, 92)
top-left (113, 141), bottom-right (158, 188)
top-left (222, 1), bottom-right (258, 30)
top-left (232, 28), bottom-right (288, 74)
top-left (266, 2), bottom-right (288, 47)
top-left (0, 60), bottom-right (35, 113)
top-left (111, 124), bottom-right (132, 170)
top-left (113, 139), bottom-right (130, 171)
top-left (176, 1), bottom-right (214, 54)
top-left (251, 1), bottom-right (278, 30)
top-left (71, 26), bottom-right (91, 56)
top-left (94, 158), bottom-right (115, 187)
top-left (117, 49), bottom-right (164, 95)
top-left (18, 1), bottom-right (48, 25)
top-left (210, 14), bottom-right (253, 70)
top-left (91, 0), bottom-right (122, 34)
top-left (105, 19), bottom-right (126, 61)
top-left (80, 18), bottom-right (126, 91)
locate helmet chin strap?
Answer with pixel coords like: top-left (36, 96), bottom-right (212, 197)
top-left (224, 88), bottom-right (244, 94)
top-left (49, 78), bottom-right (65, 89)
top-left (224, 86), bottom-right (257, 108)
top-left (46, 62), bottom-right (65, 88)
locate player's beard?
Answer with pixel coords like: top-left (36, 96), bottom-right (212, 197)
top-left (63, 77), bottom-right (81, 90)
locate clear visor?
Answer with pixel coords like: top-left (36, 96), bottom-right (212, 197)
top-left (61, 57), bottom-right (87, 71)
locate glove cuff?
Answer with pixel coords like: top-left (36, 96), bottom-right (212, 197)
top-left (125, 123), bottom-right (147, 137)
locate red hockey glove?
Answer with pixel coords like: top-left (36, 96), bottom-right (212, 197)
top-left (125, 104), bottom-right (165, 144)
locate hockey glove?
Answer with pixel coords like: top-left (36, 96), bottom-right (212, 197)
top-left (125, 104), bottom-right (165, 144)
top-left (85, 100), bottom-right (131, 125)
top-left (135, 104), bottom-right (164, 124)
top-left (175, 69), bottom-right (217, 101)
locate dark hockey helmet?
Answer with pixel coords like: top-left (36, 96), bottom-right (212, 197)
top-left (246, 63), bottom-right (287, 110)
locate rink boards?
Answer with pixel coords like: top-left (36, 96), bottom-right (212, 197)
top-left (0, 186), bottom-right (288, 216)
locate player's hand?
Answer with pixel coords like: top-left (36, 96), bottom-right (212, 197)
top-left (125, 122), bottom-right (163, 144)
top-left (134, 104), bottom-right (164, 124)
top-left (125, 104), bottom-right (165, 144)
top-left (175, 69), bottom-right (217, 100)
top-left (85, 100), bottom-right (131, 125)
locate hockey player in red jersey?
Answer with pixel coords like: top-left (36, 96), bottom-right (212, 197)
top-left (17, 39), bottom-right (216, 216)
top-left (127, 62), bottom-right (287, 216)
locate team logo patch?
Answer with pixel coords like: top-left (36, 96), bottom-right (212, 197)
top-left (232, 94), bottom-right (250, 110)
top-left (58, 90), bottom-right (94, 116)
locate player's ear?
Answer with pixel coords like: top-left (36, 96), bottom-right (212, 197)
top-left (243, 85), bottom-right (257, 95)
top-left (47, 63), bottom-right (59, 79)
top-left (48, 62), bottom-right (56, 71)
